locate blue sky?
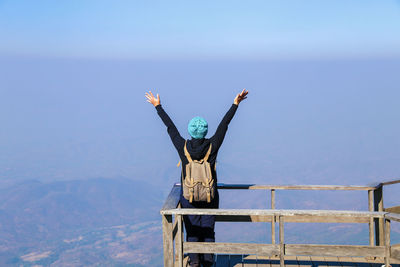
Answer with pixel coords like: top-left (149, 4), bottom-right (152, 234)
top-left (1, 0), bottom-right (400, 191)
top-left (0, 0), bottom-right (399, 59)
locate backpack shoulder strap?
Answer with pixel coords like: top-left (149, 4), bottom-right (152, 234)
top-left (183, 140), bottom-right (193, 162)
top-left (203, 143), bottom-right (212, 162)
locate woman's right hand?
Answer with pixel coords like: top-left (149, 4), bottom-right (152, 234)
top-left (234, 89), bottom-right (249, 105)
top-left (145, 91), bottom-right (161, 107)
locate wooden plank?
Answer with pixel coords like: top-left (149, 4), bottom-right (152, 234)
top-left (285, 244), bottom-right (385, 257)
top-left (337, 256), bottom-right (356, 266)
top-left (183, 242), bottom-right (280, 255)
top-left (271, 189), bottom-right (276, 245)
top-left (283, 215), bottom-right (369, 223)
top-left (324, 256), bottom-right (340, 266)
top-left (368, 190), bottom-right (374, 246)
top-left (283, 255), bottom-right (298, 266)
top-left (215, 215), bottom-right (370, 223)
top-left (384, 219), bottom-right (390, 267)
top-left (269, 255), bottom-right (281, 267)
top-left (385, 205), bottom-right (400, 214)
top-left (162, 208), bottom-right (386, 218)
top-left (216, 183), bottom-right (375, 191)
top-left (374, 187), bottom-right (384, 246)
top-left (310, 256), bottom-right (328, 266)
top-left (380, 179), bottom-right (400, 186)
top-left (162, 215), bottom-right (174, 267)
top-left (242, 255), bottom-right (259, 267)
top-left (296, 255), bottom-right (312, 267)
top-left (386, 212), bottom-right (400, 222)
top-left (215, 215), bottom-right (273, 222)
top-left (392, 244), bottom-right (400, 260)
top-left (176, 215), bottom-right (183, 267)
top-left (279, 216), bottom-right (284, 267)
top-left (161, 185), bottom-right (181, 211)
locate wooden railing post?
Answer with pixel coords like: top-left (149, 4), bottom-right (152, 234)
top-left (271, 189), bottom-right (276, 245)
top-left (384, 218), bottom-right (391, 267)
top-left (162, 214), bottom-right (174, 267)
top-left (368, 190), bottom-right (374, 246)
top-left (279, 215), bottom-right (284, 267)
top-left (374, 186), bottom-right (384, 246)
top-left (176, 214), bottom-right (183, 267)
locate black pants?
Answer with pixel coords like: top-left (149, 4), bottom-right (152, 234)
top-left (180, 193), bottom-right (218, 266)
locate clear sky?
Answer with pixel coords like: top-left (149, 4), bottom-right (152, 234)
top-left (0, 0), bottom-right (400, 60)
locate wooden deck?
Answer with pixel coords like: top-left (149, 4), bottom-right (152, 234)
top-left (180, 255), bottom-right (400, 267)
top-left (162, 180), bottom-right (400, 267)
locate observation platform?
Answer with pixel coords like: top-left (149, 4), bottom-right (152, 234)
top-left (161, 180), bottom-right (400, 267)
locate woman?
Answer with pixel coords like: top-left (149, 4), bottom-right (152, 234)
top-left (145, 89), bottom-right (248, 267)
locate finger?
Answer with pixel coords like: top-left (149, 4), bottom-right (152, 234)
top-left (157, 93), bottom-right (160, 100)
top-left (149, 91), bottom-right (154, 98)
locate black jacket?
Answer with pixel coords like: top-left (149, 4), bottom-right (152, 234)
top-left (156, 104), bottom-right (238, 200)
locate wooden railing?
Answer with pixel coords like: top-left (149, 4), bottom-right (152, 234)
top-left (160, 179), bottom-right (400, 267)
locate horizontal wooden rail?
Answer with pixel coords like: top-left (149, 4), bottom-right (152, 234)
top-left (285, 244), bottom-right (386, 257)
top-left (214, 214), bottom-right (371, 223)
top-left (173, 182), bottom-right (376, 191)
top-left (386, 212), bottom-right (400, 222)
top-left (184, 242), bottom-right (279, 255)
top-left (161, 208), bottom-right (387, 218)
top-left (161, 185), bottom-right (180, 211)
top-left (217, 183), bottom-right (376, 191)
top-left (184, 243), bottom-right (386, 258)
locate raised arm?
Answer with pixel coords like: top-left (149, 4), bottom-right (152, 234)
top-left (145, 91), bottom-right (184, 150)
top-left (210, 89), bottom-right (249, 149)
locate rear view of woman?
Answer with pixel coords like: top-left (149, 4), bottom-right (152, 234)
top-left (146, 89), bottom-right (248, 267)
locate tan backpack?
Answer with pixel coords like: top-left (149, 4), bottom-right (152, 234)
top-left (182, 141), bottom-right (215, 203)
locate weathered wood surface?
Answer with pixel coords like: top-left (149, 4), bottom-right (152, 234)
top-left (215, 215), bottom-right (273, 222)
top-left (368, 190), bottom-right (374, 246)
top-left (176, 214), bottom-right (183, 267)
top-left (392, 244), bottom-right (400, 260)
top-left (161, 207), bottom-right (386, 218)
top-left (386, 205), bottom-right (400, 214)
top-left (279, 216), bottom-right (284, 267)
top-left (385, 219), bottom-right (391, 267)
top-left (271, 189), bottom-right (276, 245)
top-left (386, 212), bottom-right (400, 222)
top-left (217, 183), bottom-right (376, 191)
top-left (380, 178), bottom-right (400, 186)
top-left (174, 182), bottom-right (377, 190)
top-left (183, 242), bottom-right (280, 255)
top-left (214, 214), bottom-right (370, 223)
top-left (374, 186), bottom-right (384, 246)
top-left (214, 255), bottom-right (399, 266)
top-left (162, 215), bottom-right (173, 267)
top-left (161, 185), bottom-right (180, 211)
top-left (285, 244), bottom-right (386, 257)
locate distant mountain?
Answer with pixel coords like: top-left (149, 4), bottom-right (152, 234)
top-left (0, 177), bottom-right (398, 266)
top-left (0, 178), bottom-right (164, 266)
